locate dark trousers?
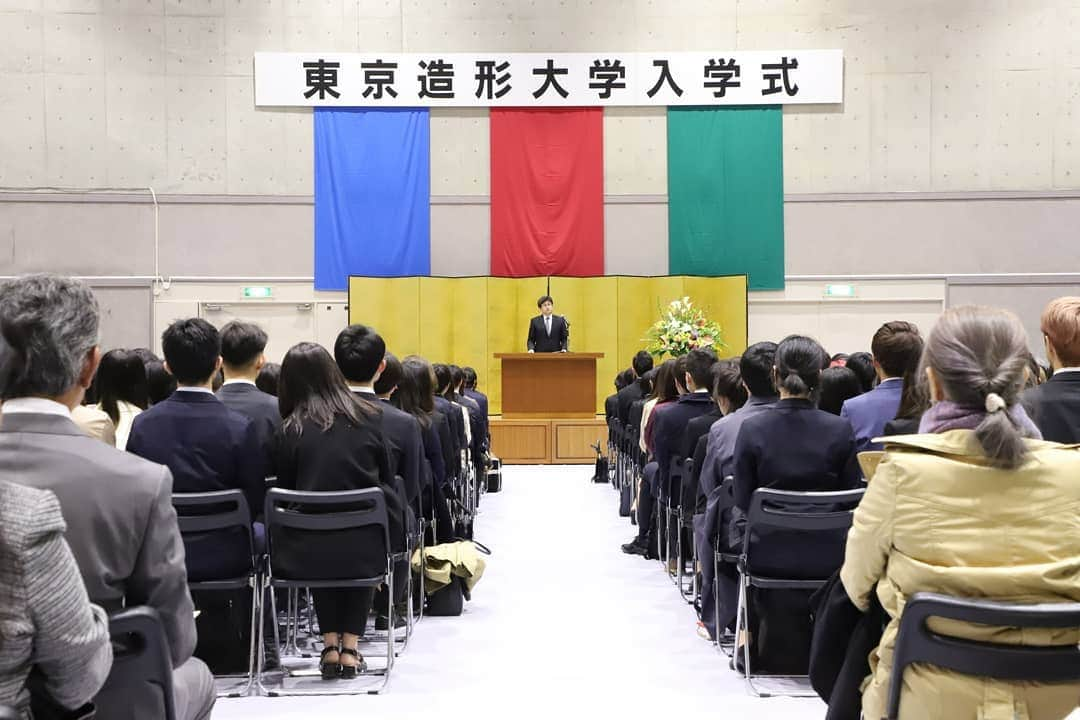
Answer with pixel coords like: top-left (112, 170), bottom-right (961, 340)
top-left (311, 588), bottom-right (374, 637)
top-left (636, 461), bottom-right (659, 543)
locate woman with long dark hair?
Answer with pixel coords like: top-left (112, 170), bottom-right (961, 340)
top-left (639, 358), bottom-right (679, 455)
top-left (95, 348), bottom-right (149, 450)
top-left (274, 342), bottom-right (403, 680)
top-left (395, 355), bottom-right (456, 542)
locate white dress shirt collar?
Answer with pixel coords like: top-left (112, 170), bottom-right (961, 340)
top-left (222, 378), bottom-right (256, 387)
top-left (176, 386), bottom-right (216, 395)
top-left (349, 385), bottom-right (376, 395)
top-left (1054, 367), bottom-right (1080, 376)
top-left (1, 397), bottom-right (73, 417)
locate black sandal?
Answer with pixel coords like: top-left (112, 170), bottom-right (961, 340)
top-left (319, 646), bottom-right (340, 680)
top-left (337, 647), bottom-right (367, 679)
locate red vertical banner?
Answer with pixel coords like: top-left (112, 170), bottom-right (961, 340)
top-left (490, 108), bottom-right (604, 277)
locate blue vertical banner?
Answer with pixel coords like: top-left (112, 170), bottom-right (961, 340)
top-left (314, 108), bottom-right (431, 290)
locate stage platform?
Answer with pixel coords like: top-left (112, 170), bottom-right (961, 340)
top-left (489, 416), bottom-right (607, 465)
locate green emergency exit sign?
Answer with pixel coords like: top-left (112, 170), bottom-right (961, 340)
top-left (241, 286), bottom-right (273, 299)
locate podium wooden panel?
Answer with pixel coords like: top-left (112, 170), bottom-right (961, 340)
top-left (490, 352), bottom-right (605, 464)
top-left (494, 352), bottom-right (603, 419)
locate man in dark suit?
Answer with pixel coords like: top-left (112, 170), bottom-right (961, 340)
top-left (462, 366), bottom-right (488, 420)
top-left (127, 318), bottom-right (266, 580)
top-left (216, 320), bottom-right (280, 475)
top-left (1024, 297), bottom-right (1080, 442)
top-left (616, 351), bottom-right (655, 425)
top-left (527, 295), bottom-right (569, 353)
top-left (335, 325), bottom-right (425, 515)
top-left (840, 321), bottom-right (923, 452)
top-left (0, 274), bottom-right (214, 720)
top-left (623, 348), bottom-right (718, 557)
top-left (335, 325), bottom-right (424, 629)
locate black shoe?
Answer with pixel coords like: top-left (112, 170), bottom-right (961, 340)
top-left (374, 614), bottom-right (406, 631)
top-left (621, 538), bottom-right (648, 556)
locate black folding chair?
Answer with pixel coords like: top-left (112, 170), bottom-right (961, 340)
top-left (173, 490), bottom-right (259, 697)
top-left (94, 606), bottom-right (176, 720)
top-left (886, 592), bottom-right (1080, 720)
top-left (258, 488), bottom-right (395, 696)
top-left (735, 488), bottom-right (865, 696)
top-left (712, 475), bottom-right (738, 655)
top-left (676, 457), bottom-right (697, 603)
top-left (658, 456), bottom-right (685, 576)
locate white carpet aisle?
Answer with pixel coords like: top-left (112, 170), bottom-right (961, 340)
top-left (214, 465), bottom-right (827, 719)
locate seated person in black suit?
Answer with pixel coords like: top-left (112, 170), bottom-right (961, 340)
top-left (396, 355), bottom-right (456, 543)
top-left (1022, 296), bottom-right (1080, 442)
top-left (127, 318), bottom-right (266, 580)
top-left (256, 361), bottom-right (280, 396)
top-left (334, 325), bottom-right (424, 515)
top-left (274, 342), bottom-right (401, 678)
top-left (461, 366), bottom-right (489, 435)
top-left (216, 320), bottom-right (280, 476)
top-left (732, 334), bottom-right (861, 517)
top-left (449, 364), bottom-right (487, 474)
top-left (527, 295), bottom-right (568, 353)
top-left (433, 363), bottom-right (469, 470)
top-left (623, 348), bottom-right (718, 557)
top-left (616, 351), bottom-right (655, 426)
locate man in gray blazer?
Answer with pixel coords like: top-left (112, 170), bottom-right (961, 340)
top-left (0, 274), bottom-right (214, 720)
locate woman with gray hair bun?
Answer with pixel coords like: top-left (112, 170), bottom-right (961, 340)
top-left (841, 306), bottom-right (1080, 720)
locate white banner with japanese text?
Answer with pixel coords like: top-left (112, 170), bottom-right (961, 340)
top-left (254, 50), bottom-right (843, 108)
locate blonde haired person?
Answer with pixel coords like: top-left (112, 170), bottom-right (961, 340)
top-left (841, 306), bottom-right (1080, 720)
top-left (1022, 296), bottom-right (1080, 442)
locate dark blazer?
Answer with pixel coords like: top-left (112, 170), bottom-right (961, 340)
top-left (651, 392), bottom-right (717, 495)
top-left (0, 413), bottom-right (197, 672)
top-left (127, 390), bottom-right (266, 520)
top-left (527, 314), bottom-right (568, 352)
top-left (882, 415), bottom-right (920, 437)
top-left (733, 398), bottom-right (861, 512)
top-left (274, 413), bottom-right (404, 569)
top-left (604, 393), bottom-right (619, 421)
top-left (464, 388), bottom-right (489, 423)
top-left (353, 391), bottom-right (425, 510)
top-left (217, 381), bottom-right (281, 475)
top-left (431, 410), bottom-right (455, 485)
top-left (1022, 371), bottom-right (1080, 443)
top-left (681, 407), bottom-right (723, 461)
top-left (616, 381), bottom-right (648, 425)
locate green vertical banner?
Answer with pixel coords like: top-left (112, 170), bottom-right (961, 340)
top-left (667, 106), bottom-right (785, 290)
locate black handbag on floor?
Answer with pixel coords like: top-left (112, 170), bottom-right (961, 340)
top-left (426, 575), bottom-right (466, 616)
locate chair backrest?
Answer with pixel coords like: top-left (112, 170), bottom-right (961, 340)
top-left (264, 487), bottom-right (390, 581)
top-left (94, 606), bottom-right (176, 720)
top-left (172, 489), bottom-right (252, 536)
top-left (887, 592), bottom-right (1080, 720)
top-left (172, 489), bottom-right (255, 582)
top-left (744, 488), bottom-right (864, 580)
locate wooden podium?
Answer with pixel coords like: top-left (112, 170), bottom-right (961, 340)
top-left (490, 352), bottom-right (607, 465)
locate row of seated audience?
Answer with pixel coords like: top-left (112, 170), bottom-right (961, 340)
top-left (606, 300), bottom-right (1080, 720)
top-left (0, 273), bottom-right (491, 718)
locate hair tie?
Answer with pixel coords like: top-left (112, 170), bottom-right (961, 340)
top-left (985, 393), bottom-right (1006, 414)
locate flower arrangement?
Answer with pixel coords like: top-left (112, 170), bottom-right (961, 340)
top-left (643, 297), bottom-right (726, 358)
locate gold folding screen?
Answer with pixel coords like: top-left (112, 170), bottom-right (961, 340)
top-left (348, 275), bottom-right (747, 415)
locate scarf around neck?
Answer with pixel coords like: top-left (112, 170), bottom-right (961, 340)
top-left (918, 399), bottom-right (1043, 440)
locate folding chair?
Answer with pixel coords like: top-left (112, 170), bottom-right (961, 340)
top-left (735, 488), bottom-right (865, 697)
top-left (94, 606), bottom-right (177, 720)
top-left (676, 457), bottom-right (697, 603)
top-left (658, 456), bottom-right (687, 576)
top-left (712, 476), bottom-right (738, 655)
top-left (258, 488), bottom-right (395, 696)
top-left (617, 423), bottom-right (634, 518)
top-left (172, 490), bottom-right (259, 697)
top-left (887, 592), bottom-right (1080, 720)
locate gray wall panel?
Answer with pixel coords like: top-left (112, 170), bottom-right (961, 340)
top-left (93, 285), bottom-right (154, 350)
top-left (785, 198), bottom-right (1080, 276)
top-left (0, 202), bottom-right (155, 275)
top-left (157, 203), bottom-right (312, 276)
top-left (430, 203), bottom-right (489, 276)
top-left (947, 281), bottom-right (1080, 359)
top-left (604, 203), bottom-right (667, 276)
